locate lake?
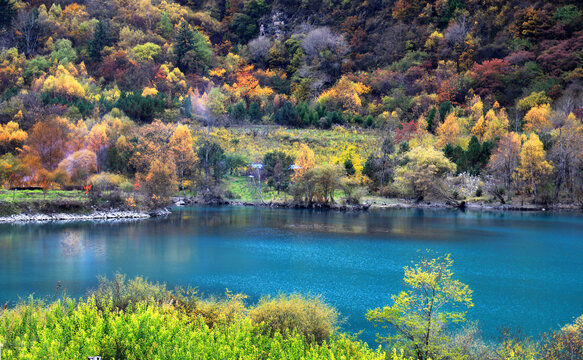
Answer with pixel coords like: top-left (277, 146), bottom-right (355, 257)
top-left (1, 206), bottom-right (582, 345)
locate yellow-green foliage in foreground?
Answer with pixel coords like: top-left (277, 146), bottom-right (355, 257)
top-left (0, 275), bottom-right (384, 360)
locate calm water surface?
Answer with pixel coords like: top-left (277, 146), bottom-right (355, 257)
top-left (1, 206), bottom-right (582, 344)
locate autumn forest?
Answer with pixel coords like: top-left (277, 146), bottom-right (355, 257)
top-left (1, 0), bottom-right (583, 209)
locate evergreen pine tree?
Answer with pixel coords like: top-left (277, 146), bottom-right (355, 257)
top-left (174, 20), bottom-right (196, 68)
top-left (174, 19), bottom-right (213, 73)
top-left (0, 0), bottom-right (16, 30)
top-left (89, 20), bottom-right (108, 61)
top-left (157, 12), bottom-right (173, 39)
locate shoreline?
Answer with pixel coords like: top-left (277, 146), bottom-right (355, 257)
top-left (1, 198), bottom-right (581, 224)
top-left (177, 197), bottom-right (583, 213)
top-left (0, 208), bottom-right (171, 224)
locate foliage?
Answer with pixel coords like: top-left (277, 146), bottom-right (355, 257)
top-left (115, 91), bottom-right (166, 122)
top-left (90, 272), bottom-right (172, 311)
top-left (292, 143), bottom-right (316, 181)
top-left (1, 0), bottom-right (583, 206)
top-left (0, 276), bottom-right (383, 360)
top-left (89, 20), bottom-right (109, 61)
top-left (131, 42), bottom-right (161, 61)
top-left (0, 0), bottom-right (16, 30)
top-left (174, 19), bottom-right (213, 74)
top-left (488, 132), bottom-right (522, 201)
top-left (169, 124), bottom-right (196, 191)
top-left (517, 133), bottom-right (554, 199)
top-left (444, 136), bottom-right (494, 176)
top-left (542, 314), bottom-right (583, 360)
top-left (250, 294), bottom-right (339, 344)
top-left (366, 253), bottom-right (473, 360)
top-left (262, 150), bottom-right (294, 193)
top-left (57, 149), bottom-right (98, 183)
top-left (144, 158), bottom-right (178, 205)
top-left (197, 141), bottom-right (226, 185)
top-left (394, 145), bottom-right (456, 200)
top-left (523, 104), bottom-right (552, 133)
top-left (292, 164), bottom-right (343, 204)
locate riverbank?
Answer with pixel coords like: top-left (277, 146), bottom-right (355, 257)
top-left (0, 208), bottom-right (171, 224)
top-left (1, 196), bottom-right (580, 224)
top-left (175, 196), bottom-right (583, 212)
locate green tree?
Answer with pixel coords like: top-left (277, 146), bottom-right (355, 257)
top-left (232, 100), bottom-right (247, 121)
top-left (0, 0), bottom-right (16, 30)
top-left (366, 254), bottom-right (473, 360)
top-left (89, 20), bottom-right (108, 61)
top-left (394, 145), bottom-right (456, 200)
top-left (132, 42), bottom-right (161, 61)
top-left (344, 158), bottom-right (356, 176)
top-left (174, 20), bottom-right (212, 74)
top-left (50, 39), bottom-right (78, 65)
top-left (248, 102), bottom-right (262, 123)
top-left (157, 12), bottom-right (173, 39)
top-left (275, 101), bottom-right (298, 126)
top-left (263, 151), bottom-right (294, 193)
top-left (197, 141), bottom-right (226, 183)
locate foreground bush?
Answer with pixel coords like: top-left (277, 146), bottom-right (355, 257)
top-left (0, 297), bottom-right (382, 360)
top-left (0, 275), bottom-right (382, 360)
top-left (250, 294), bottom-right (339, 344)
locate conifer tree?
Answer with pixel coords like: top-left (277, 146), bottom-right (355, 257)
top-left (0, 0), bottom-right (16, 30)
top-left (89, 20), bottom-right (108, 61)
top-left (174, 19), bottom-right (212, 74)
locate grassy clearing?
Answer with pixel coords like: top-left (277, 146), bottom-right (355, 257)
top-left (205, 126), bottom-right (380, 166)
top-left (225, 175), bottom-right (293, 203)
top-left (0, 190), bottom-right (88, 203)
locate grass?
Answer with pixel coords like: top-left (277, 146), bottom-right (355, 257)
top-left (225, 175), bottom-right (292, 203)
top-left (0, 189), bottom-right (88, 203)
top-left (202, 126), bottom-right (381, 167)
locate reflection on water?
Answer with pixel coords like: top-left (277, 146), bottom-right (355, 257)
top-left (0, 206), bottom-right (582, 344)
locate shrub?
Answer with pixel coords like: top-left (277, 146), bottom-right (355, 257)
top-left (250, 294), bottom-right (339, 343)
top-left (195, 292), bottom-right (248, 328)
top-left (89, 273), bottom-right (172, 311)
top-left (0, 275), bottom-right (383, 360)
top-left (89, 172), bottom-right (127, 191)
top-left (0, 300), bottom-right (382, 360)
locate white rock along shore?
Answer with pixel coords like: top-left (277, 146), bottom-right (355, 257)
top-left (0, 210), bottom-right (152, 223)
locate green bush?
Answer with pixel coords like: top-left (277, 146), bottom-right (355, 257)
top-left (0, 290), bottom-right (382, 360)
top-left (250, 294), bottom-right (339, 343)
top-left (89, 273), bottom-right (173, 311)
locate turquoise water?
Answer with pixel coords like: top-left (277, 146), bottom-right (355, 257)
top-left (1, 206), bottom-right (582, 344)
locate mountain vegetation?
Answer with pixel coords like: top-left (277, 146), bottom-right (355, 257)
top-left (1, 0), bottom-right (583, 207)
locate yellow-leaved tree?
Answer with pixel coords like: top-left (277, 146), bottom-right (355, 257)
top-left (0, 121), bottom-right (28, 153)
top-left (483, 107), bottom-right (509, 141)
top-left (523, 104), bottom-right (552, 133)
top-left (317, 76), bottom-right (370, 114)
top-left (393, 144), bottom-right (456, 200)
top-left (292, 144), bottom-right (315, 182)
top-left (169, 124), bottom-right (196, 196)
top-left (517, 133), bottom-right (553, 198)
top-left (489, 132), bottom-right (522, 202)
top-left (436, 112), bottom-right (462, 148)
top-left (367, 253), bottom-right (473, 360)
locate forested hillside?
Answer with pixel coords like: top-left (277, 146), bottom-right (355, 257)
top-left (1, 0), bottom-right (583, 207)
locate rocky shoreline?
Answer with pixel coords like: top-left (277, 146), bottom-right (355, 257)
top-left (0, 208), bottom-right (171, 224)
top-left (175, 197), bottom-right (582, 213)
top-left (1, 198), bottom-right (579, 224)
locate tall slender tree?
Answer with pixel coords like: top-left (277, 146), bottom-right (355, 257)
top-left (0, 0), bottom-right (16, 30)
top-left (174, 20), bottom-right (212, 73)
top-left (89, 20), bottom-right (108, 61)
